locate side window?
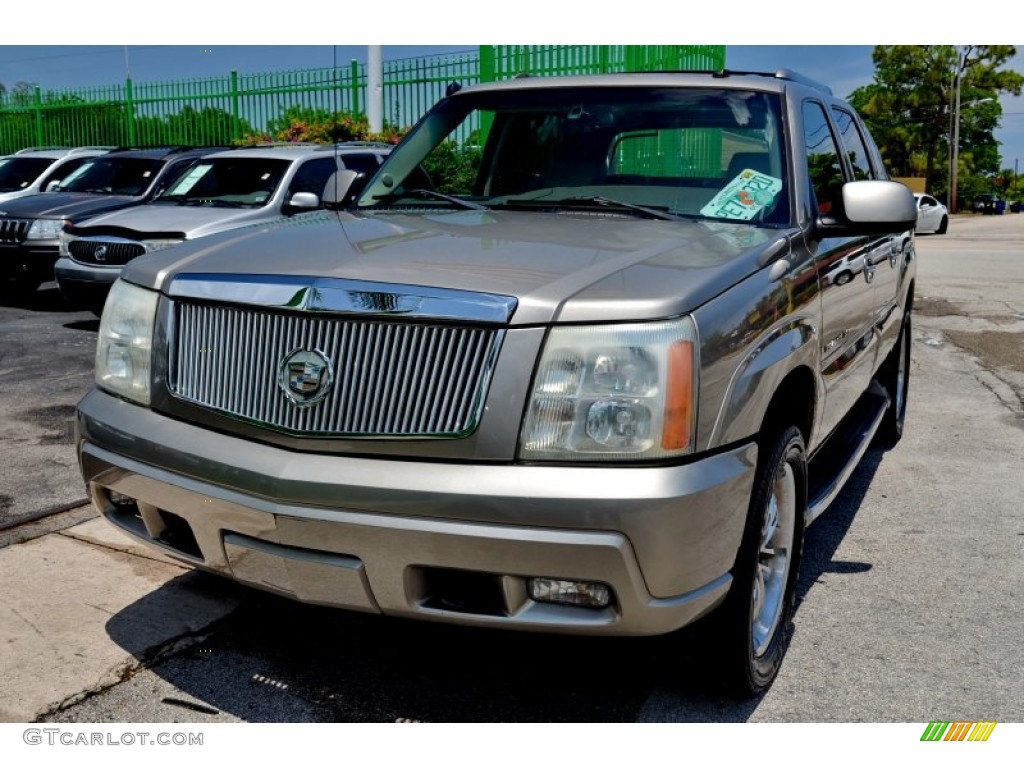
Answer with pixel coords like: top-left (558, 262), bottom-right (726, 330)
top-left (339, 153), bottom-right (382, 178)
top-left (802, 101), bottom-right (845, 216)
top-left (831, 107), bottom-right (875, 181)
top-left (338, 153), bottom-right (385, 200)
top-left (287, 157), bottom-right (339, 200)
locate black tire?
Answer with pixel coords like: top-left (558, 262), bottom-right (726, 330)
top-left (876, 312), bottom-right (911, 447)
top-left (710, 426), bottom-right (807, 696)
top-left (937, 215), bottom-right (948, 235)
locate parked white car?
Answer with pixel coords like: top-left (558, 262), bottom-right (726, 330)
top-left (0, 146), bottom-right (112, 204)
top-left (914, 193), bottom-right (948, 234)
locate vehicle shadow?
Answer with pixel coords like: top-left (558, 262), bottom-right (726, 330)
top-left (0, 284), bottom-right (68, 311)
top-left (97, 453), bottom-right (885, 724)
top-left (796, 446), bottom-right (883, 606)
top-left (64, 318), bottom-right (99, 332)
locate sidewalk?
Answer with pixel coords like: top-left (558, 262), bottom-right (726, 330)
top-left (0, 514), bottom-right (240, 722)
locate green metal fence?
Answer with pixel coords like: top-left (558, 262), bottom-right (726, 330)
top-left (0, 45), bottom-right (725, 154)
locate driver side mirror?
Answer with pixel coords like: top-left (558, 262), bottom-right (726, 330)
top-left (45, 180), bottom-right (61, 192)
top-left (816, 180), bottom-right (917, 236)
top-left (286, 191), bottom-right (320, 211)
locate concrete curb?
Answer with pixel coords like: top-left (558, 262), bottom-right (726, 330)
top-left (0, 517), bottom-right (240, 722)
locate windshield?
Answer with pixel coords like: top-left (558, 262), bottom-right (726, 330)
top-left (57, 157), bottom-right (164, 196)
top-left (358, 86), bottom-right (788, 225)
top-left (155, 158), bottom-right (290, 208)
top-left (0, 157), bottom-right (53, 192)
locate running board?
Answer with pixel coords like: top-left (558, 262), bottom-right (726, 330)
top-left (805, 382), bottom-right (889, 526)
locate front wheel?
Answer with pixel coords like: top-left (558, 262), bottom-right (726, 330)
top-left (937, 215), bottom-right (948, 234)
top-left (710, 426), bottom-right (806, 696)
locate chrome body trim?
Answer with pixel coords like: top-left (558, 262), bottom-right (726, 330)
top-left (168, 273), bottom-right (519, 324)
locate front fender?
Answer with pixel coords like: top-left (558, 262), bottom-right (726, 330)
top-left (705, 318), bottom-right (820, 448)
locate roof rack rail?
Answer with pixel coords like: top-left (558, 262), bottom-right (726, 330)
top-left (655, 68), bottom-right (834, 96)
top-left (234, 142), bottom-right (322, 150)
top-left (67, 145), bottom-right (117, 154)
top-left (106, 145), bottom-right (199, 154)
top-left (318, 141), bottom-right (394, 150)
top-left (772, 69), bottom-right (832, 95)
top-left (14, 145), bottom-right (69, 154)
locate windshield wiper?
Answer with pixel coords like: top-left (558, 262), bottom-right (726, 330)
top-left (547, 195), bottom-right (683, 221)
top-left (372, 188), bottom-right (488, 211)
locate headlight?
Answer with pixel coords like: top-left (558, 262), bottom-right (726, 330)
top-left (26, 218), bottom-right (67, 240)
top-left (58, 230), bottom-right (75, 258)
top-left (519, 317), bottom-right (697, 461)
top-left (144, 238), bottom-right (185, 253)
top-left (95, 279), bottom-right (159, 405)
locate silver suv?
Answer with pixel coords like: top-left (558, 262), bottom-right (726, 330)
top-left (56, 142), bottom-right (391, 314)
top-left (0, 146), bottom-right (112, 204)
top-left (77, 71), bottom-right (916, 695)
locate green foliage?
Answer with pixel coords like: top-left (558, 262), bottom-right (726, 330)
top-left (850, 46), bottom-right (1023, 204)
top-left (243, 106), bottom-right (407, 146)
top-left (153, 105), bottom-right (255, 146)
top-left (421, 141), bottom-right (483, 194)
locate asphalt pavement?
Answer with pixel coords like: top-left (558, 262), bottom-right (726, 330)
top-left (1, 213), bottom-right (1022, 722)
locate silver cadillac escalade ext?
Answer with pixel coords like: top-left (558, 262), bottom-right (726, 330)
top-left (76, 70), bottom-right (917, 695)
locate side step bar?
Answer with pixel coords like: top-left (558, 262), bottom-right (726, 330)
top-left (805, 381), bottom-right (889, 526)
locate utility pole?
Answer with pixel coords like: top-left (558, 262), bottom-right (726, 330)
top-left (949, 45), bottom-right (975, 215)
top-left (367, 46), bottom-right (383, 135)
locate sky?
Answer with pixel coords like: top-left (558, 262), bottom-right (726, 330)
top-left (1, 5), bottom-right (1022, 170)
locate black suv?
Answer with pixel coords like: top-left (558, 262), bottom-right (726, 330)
top-left (0, 146), bottom-right (226, 294)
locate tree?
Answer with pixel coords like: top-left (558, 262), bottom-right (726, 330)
top-left (849, 46), bottom-right (1023, 204)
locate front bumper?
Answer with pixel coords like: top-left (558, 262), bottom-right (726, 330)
top-left (77, 388), bottom-right (757, 636)
top-left (54, 256), bottom-right (119, 306)
top-left (0, 241), bottom-right (59, 282)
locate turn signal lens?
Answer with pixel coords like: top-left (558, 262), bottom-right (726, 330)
top-left (662, 340), bottom-right (693, 451)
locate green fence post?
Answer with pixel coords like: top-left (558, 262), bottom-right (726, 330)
top-left (625, 46), bottom-right (640, 73)
top-left (230, 70), bottom-right (241, 141)
top-left (33, 85), bottom-right (43, 146)
top-left (125, 77), bottom-right (137, 146)
top-left (350, 59), bottom-right (360, 116)
top-left (479, 45), bottom-right (495, 84)
top-left (477, 46), bottom-right (495, 145)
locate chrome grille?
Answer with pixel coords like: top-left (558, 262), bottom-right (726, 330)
top-left (69, 239), bottom-right (146, 266)
top-left (0, 218), bottom-right (30, 244)
top-left (170, 302), bottom-right (504, 437)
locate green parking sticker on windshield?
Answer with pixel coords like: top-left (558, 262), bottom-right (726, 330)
top-left (701, 169), bottom-right (783, 221)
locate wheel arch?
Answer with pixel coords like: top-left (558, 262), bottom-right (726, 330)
top-left (705, 320), bottom-right (821, 450)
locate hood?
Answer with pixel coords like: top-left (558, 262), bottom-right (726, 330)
top-left (72, 203), bottom-right (271, 240)
top-left (125, 209), bottom-right (792, 325)
top-left (0, 192), bottom-right (140, 221)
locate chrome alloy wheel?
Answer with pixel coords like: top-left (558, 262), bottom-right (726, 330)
top-left (751, 461), bottom-right (796, 657)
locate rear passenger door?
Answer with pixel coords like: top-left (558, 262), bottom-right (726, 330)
top-left (802, 100), bottom-right (878, 439)
top-left (831, 105), bottom-right (905, 364)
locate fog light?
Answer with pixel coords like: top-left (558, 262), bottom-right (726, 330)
top-left (528, 578), bottom-right (612, 608)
